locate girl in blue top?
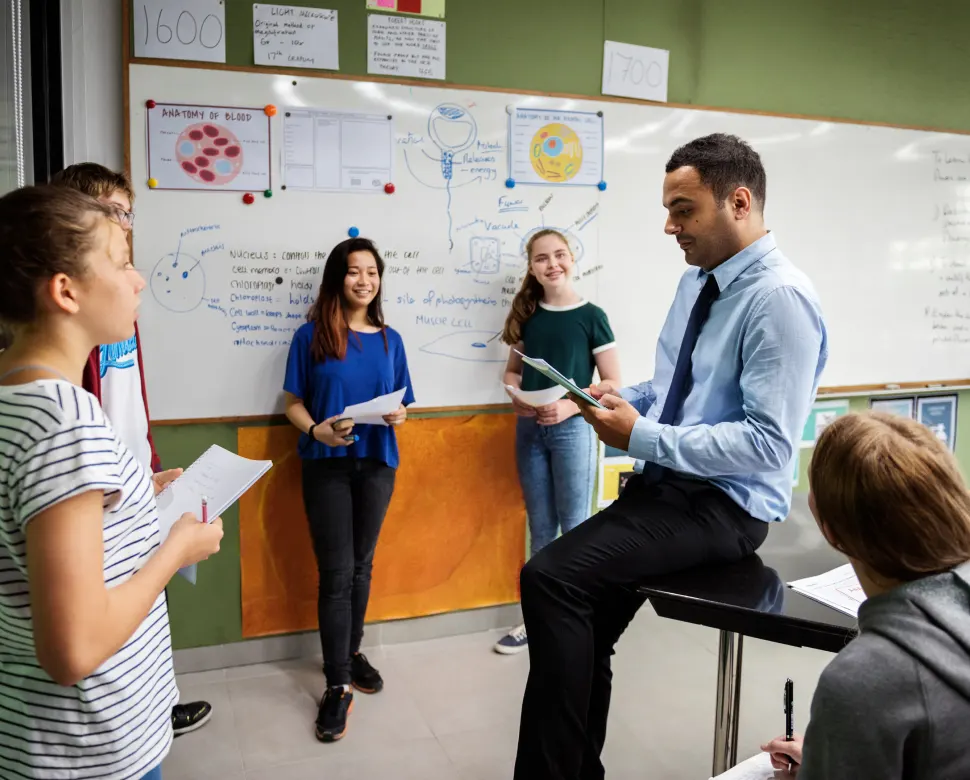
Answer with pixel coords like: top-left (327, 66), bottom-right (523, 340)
top-left (283, 237), bottom-right (413, 743)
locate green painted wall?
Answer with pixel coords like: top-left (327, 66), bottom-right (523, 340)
top-left (137, 0), bottom-right (970, 648)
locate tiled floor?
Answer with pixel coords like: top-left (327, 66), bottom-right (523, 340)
top-left (164, 605), bottom-right (832, 779)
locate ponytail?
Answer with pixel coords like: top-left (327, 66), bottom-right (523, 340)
top-left (501, 274), bottom-right (544, 345)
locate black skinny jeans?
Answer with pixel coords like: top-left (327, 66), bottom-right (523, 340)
top-left (301, 457), bottom-right (396, 686)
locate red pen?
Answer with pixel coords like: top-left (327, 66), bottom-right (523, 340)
top-left (201, 496), bottom-right (208, 524)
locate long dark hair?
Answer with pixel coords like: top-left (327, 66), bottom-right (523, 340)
top-left (307, 237), bottom-right (388, 362)
top-left (501, 229), bottom-right (571, 345)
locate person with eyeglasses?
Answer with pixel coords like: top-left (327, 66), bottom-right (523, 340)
top-left (49, 163), bottom-right (215, 740)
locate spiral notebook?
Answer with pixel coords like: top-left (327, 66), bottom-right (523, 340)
top-left (155, 444), bottom-right (273, 584)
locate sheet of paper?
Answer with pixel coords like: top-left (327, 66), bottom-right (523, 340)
top-left (508, 107), bottom-right (605, 187)
top-left (254, 4), bottom-right (339, 70)
top-left (711, 751), bottom-right (783, 779)
top-left (146, 103), bottom-right (271, 192)
top-left (340, 388), bottom-right (407, 426)
top-left (156, 445), bottom-right (273, 584)
top-left (283, 108), bottom-right (394, 192)
top-left (514, 350), bottom-right (605, 409)
top-left (133, 0), bottom-right (226, 63)
top-left (366, 0), bottom-right (446, 18)
top-left (504, 383), bottom-right (568, 408)
top-left (367, 15), bottom-right (446, 80)
top-left (788, 563), bottom-right (866, 618)
top-left (602, 40), bottom-right (669, 103)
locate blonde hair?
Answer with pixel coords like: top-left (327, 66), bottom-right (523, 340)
top-left (500, 229), bottom-right (573, 345)
top-left (810, 411), bottom-right (970, 582)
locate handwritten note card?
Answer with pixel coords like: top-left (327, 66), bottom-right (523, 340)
top-left (133, 0), bottom-right (226, 63)
top-left (366, 0), bottom-right (446, 18)
top-left (602, 41), bottom-right (669, 103)
top-left (253, 4), bottom-right (339, 70)
top-left (367, 14), bottom-right (445, 80)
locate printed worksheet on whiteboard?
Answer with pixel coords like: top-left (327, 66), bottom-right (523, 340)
top-left (282, 108), bottom-right (394, 192)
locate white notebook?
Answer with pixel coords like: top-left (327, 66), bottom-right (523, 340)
top-left (155, 445), bottom-right (273, 584)
top-left (788, 563), bottom-right (865, 618)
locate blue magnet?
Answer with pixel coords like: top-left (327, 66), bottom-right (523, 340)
top-left (348, 226), bottom-right (360, 238)
top-left (597, 181), bottom-right (607, 191)
top-left (505, 178), bottom-right (516, 188)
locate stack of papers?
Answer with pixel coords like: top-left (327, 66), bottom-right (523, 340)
top-left (788, 563), bottom-right (866, 618)
top-left (711, 752), bottom-right (784, 779)
top-left (155, 445), bottom-right (273, 584)
top-left (340, 388), bottom-right (407, 425)
top-left (515, 350), bottom-right (605, 409)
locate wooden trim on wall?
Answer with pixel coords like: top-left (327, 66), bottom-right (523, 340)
top-left (818, 379), bottom-right (970, 397)
top-left (150, 404), bottom-right (513, 426)
top-left (123, 56), bottom-right (970, 139)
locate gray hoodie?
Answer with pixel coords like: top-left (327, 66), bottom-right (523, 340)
top-left (800, 561), bottom-right (970, 779)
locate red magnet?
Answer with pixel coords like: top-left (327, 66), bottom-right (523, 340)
top-left (264, 104), bottom-right (277, 117)
top-left (242, 192), bottom-right (255, 205)
top-left (384, 182), bottom-right (396, 194)
top-left (145, 99), bottom-right (156, 109)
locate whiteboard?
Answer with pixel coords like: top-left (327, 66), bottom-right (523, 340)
top-left (128, 64), bottom-right (970, 420)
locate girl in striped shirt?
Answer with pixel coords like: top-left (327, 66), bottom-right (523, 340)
top-left (0, 185), bottom-right (224, 780)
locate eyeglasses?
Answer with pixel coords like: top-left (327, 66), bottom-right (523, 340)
top-left (109, 206), bottom-right (135, 231)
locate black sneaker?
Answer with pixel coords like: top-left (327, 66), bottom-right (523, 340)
top-left (351, 652), bottom-right (384, 694)
top-left (171, 701), bottom-right (213, 737)
top-left (316, 686), bottom-right (354, 742)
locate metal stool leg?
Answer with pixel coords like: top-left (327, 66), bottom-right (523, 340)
top-left (712, 630), bottom-right (743, 775)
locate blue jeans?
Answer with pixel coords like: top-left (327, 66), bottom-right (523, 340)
top-left (516, 415), bottom-right (597, 558)
top-left (142, 767), bottom-right (162, 780)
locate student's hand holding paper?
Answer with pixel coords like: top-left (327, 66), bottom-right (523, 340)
top-left (314, 415), bottom-right (356, 447)
top-left (536, 399), bottom-right (580, 426)
top-left (383, 404), bottom-right (407, 426)
top-left (761, 734), bottom-right (803, 775)
top-left (152, 468), bottom-right (183, 496)
top-left (504, 386), bottom-right (538, 418)
top-left (165, 513), bottom-right (224, 569)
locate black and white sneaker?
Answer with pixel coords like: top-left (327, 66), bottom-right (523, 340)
top-left (316, 686), bottom-right (354, 742)
top-left (351, 652), bottom-right (384, 694)
top-left (171, 701), bottom-right (213, 737)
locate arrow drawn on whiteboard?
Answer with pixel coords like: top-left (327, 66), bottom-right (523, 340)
top-left (401, 149), bottom-right (483, 190)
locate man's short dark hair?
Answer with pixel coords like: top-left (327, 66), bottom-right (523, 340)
top-left (665, 133), bottom-right (766, 210)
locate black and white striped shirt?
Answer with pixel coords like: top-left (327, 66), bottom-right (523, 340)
top-left (0, 381), bottom-right (177, 779)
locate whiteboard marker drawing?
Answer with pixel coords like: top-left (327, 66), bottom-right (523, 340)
top-left (420, 330), bottom-right (507, 363)
top-left (151, 252), bottom-right (206, 313)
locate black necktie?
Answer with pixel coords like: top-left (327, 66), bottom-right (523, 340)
top-left (657, 274), bottom-right (720, 425)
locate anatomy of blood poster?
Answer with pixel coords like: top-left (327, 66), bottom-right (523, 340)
top-left (146, 102), bottom-right (271, 191)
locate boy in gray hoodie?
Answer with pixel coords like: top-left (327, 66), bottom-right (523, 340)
top-left (763, 412), bottom-right (970, 779)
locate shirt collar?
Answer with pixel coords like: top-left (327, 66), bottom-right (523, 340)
top-left (701, 231), bottom-right (778, 291)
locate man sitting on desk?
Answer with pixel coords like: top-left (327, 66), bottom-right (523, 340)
top-left (513, 133), bottom-right (828, 780)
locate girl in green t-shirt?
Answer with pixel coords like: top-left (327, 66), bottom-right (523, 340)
top-left (494, 229), bottom-right (621, 655)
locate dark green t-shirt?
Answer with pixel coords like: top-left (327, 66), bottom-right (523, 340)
top-left (519, 301), bottom-right (616, 391)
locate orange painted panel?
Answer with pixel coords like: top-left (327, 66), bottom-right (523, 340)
top-left (239, 416), bottom-right (526, 638)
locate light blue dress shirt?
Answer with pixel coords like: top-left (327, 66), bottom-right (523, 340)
top-left (621, 232), bottom-right (827, 522)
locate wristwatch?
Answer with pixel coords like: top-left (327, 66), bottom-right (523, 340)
top-left (307, 423), bottom-right (318, 440)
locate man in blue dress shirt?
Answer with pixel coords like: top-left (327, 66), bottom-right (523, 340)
top-left (513, 134), bottom-right (828, 780)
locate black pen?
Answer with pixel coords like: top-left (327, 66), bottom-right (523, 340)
top-left (784, 678), bottom-right (794, 773)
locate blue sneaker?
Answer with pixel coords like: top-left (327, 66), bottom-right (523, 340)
top-left (494, 624), bottom-right (528, 655)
